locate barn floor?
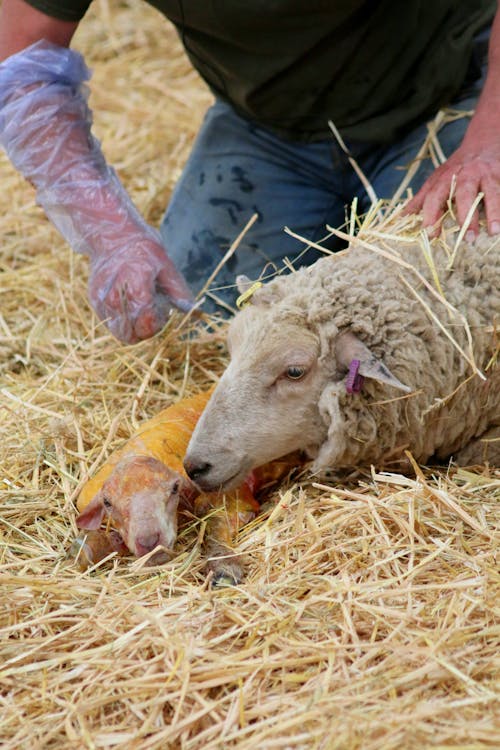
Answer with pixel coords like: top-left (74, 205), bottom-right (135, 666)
top-left (1, 2), bottom-right (498, 748)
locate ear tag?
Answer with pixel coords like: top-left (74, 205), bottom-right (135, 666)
top-left (345, 359), bottom-right (364, 394)
top-left (236, 281), bottom-right (263, 309)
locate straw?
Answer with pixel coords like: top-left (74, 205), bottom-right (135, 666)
top-left (0, 3), bottom-right (499, 749)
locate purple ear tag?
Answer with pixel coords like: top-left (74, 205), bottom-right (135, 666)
top-left (345, 359), bottom-right (364, 394)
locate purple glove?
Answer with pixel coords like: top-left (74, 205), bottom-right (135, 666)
top-left (0, 41), bottom-right (194, 343)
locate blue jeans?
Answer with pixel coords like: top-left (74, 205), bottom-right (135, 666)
top-left (161, 31), bottom-right (488, 311)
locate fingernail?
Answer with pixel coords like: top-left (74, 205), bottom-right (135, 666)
top-left (465, 230), bottom-right (476, 243)
top-left (491, 221), bottom-right (500, 235)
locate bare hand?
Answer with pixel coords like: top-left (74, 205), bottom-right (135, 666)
top-left (405, 128), bottom-right (500, 238)
top-left (88, 239), bottom-right (194, 343)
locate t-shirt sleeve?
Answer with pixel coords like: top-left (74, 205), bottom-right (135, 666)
top-left (23, 1), bottom-right (92, 22)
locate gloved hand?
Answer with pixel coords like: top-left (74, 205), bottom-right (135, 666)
top-left (0, 40), bottom-right (194, 343)
top-left (89, 236), bottom-right (193, 342)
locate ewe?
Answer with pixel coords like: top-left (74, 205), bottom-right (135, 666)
top-left (185, 230), bottom-right (499, 489)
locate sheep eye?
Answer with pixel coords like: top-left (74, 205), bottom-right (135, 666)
top-left (285, 365), bottom-right (307, 380)
top-left (171, 480), bottom-right (180, 495)
top-left (102, 497), bottom-right (112, 509)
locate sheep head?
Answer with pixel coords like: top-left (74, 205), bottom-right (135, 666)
top-left (76, 455), bottom-right (195, 562)
top-left (185, 274), bottom-right (410, 490)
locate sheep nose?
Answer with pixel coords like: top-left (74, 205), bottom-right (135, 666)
top-left (184, 458), bottom-right (213, 482)
top-left (136, 533), bottom-right (160, 556)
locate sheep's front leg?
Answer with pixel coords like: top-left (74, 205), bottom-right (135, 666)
top-left (455, 425), bottom-right (500, 467)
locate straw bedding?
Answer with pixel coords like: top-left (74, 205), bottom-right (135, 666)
top-left (0, 2), bottom-right (498, 748)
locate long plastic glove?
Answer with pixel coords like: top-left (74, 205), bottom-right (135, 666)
top-left (0, 41), bottom-right (194, 343)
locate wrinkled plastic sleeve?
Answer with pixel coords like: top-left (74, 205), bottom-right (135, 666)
top-left (0, 40), bottom-right (163, 258)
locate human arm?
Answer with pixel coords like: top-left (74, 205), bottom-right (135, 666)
top-left (0, 0), bottom-right (77, 57)
top-left (406, 9), bottom-right (500, 238)
top-left (0, 0), bottom-right (194, 343)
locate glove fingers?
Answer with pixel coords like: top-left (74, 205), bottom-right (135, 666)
top-left (131, 306), bottom-right (163, 342)
top-left (132, 281), bottom-right (194, 340)
top-left (89, 268), bottom-right (171, 343)
top-left (89, 254), bottom-right (195, 343)
top-left (156, 262), bottom-right (195, 312)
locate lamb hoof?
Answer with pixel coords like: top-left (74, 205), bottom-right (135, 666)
top-left (211, 569), bottom-right (242, 588)
top-left (211, 571), bottom-right (240, 588)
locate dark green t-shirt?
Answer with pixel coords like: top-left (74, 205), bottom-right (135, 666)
top-left (26, 1), bottom-right (496, 143)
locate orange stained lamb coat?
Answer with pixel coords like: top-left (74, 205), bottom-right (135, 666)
top-left (77, 389), bottom-right (260, 554)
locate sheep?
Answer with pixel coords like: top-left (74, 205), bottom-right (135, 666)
top-left (69, 529), bottom-right (133, 572)
top-left (75, 454), bottom-right (195, 564)
top-left (73, 450), bottom-right (300, 583)
top-left (184, 229), bottom-right (500, 491)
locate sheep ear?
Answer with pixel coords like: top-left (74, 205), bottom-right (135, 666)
top-left (76, 494), bottom-right (106, 530)
top-left (335, 331), bottom-right (411, 392)
top-left (236, 274), bottom-right (283, 308)
top-left (236, 275), bottom-right (272, 308)
top-left (236, 275), bottom-right (253, 295)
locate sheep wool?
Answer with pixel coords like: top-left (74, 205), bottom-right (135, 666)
top-left (185, 227), bottom-right (499, 487)
top-left (261, 231), bottom-right (499, 469)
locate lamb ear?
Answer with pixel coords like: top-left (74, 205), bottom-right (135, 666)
top-left (168, 473), bottom-right (198, 508)
top-left (76, 494), bottom-right (106, 530)
top-left (335, 331), bottom-right (411, 393)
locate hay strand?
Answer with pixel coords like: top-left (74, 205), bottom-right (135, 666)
top-left (0, 3), bottom-right (499, 749)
